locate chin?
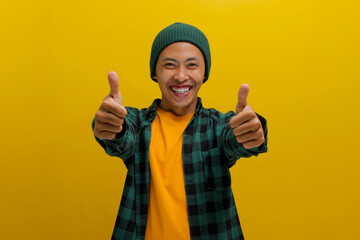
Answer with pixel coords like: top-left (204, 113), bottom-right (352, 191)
top-left (173, 98), bottom-right (196, 109)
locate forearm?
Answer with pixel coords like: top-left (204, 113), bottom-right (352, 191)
top-left (92, 116), bottom-right (137, 164)
top-left (222, 112), bottom-right (268, 166)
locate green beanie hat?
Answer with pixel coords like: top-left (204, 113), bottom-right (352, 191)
top-left (150, 22), bottom-right (211, 83)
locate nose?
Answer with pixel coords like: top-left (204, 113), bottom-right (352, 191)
top-left (174, 65), bottom-right (189, 82)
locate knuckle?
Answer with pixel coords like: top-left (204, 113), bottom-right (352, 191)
top-left (256, 120), bottom-right (262, 129)
top-left (115, 125), bottom-right (122, 133)
top-left (93, 123), bottom-right (100, 132)
top-left (232, 127), bottom-right (237, 136)
top-left (255, 131), bottom-right (262, 139)
top-left (229, 119), bottom-right (235, 128)
top-left (255, 132), bottom-right (262, 139)
top-left (95, 110), bottom-right (104, 120)
top-left (249, 118), bottom-right (261, 131)
top-left (121, 107), bottom-right (128, 117)
top-left (248, 111), bottom-right (256, 119)
top-left (230, 116), bottom-right (240, 128)
top-left (258, 127), bottom-right (264, 135)
top-left (93, 129), bottom-right (99, 136)
top-left (102, 101), bottom-right (109, 109)
top-left (102, 99), bottom-right (112, 109)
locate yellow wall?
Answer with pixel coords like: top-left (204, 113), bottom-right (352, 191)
top-left (1, 0), bottom-right (359, 239)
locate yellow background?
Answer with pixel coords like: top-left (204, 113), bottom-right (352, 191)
top-left (1, 0), bottom-right (359, 239)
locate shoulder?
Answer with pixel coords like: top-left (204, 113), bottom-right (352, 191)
top-left (124, 106), bottom-right (140, 119)
top-left (199, 107), bottom-right (236, 123)
top-left (124, 100), bottom-right (159, 125)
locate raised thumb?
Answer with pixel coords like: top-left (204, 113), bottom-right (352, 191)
top-left (236, 84), bottom-right (249, 114)
top-left (108, 71), bottom-right (122, 105)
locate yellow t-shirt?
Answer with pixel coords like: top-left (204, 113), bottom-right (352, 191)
top-left (145, 108), bottom-right (194, 240)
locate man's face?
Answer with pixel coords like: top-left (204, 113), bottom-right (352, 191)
top-left (154, 42), bottom-right (206, 116)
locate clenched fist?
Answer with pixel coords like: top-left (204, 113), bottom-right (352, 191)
top-left (93, 71), bottom-right (127, 140)
top-left (229, 84), bottom-right (265, 149)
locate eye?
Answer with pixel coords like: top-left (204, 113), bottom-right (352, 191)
top-left (187, 63), bottom-right (198, 69)
top-left (165, 62), bottom-right (176, 67)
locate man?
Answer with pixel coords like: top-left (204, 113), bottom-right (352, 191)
top-left (92, 22), bottom-right (268, 240)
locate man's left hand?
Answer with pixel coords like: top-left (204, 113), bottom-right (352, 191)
top-left (229, 84), bottom-right (265, 149)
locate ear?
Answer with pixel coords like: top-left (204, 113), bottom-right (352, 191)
top-left (153, 73), bottom-right (157, 79)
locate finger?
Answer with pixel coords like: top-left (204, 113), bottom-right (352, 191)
top-left (232, 117), bottom-right (262, 136)
top-left (101, 98), bottom-right (127, 118)
top-left (236, 84), bottom-right (249, 114)
top-left (95, 110), bottom-right (124, 126)
top-left (236, 128), bottom-right (262, 143)
top-left (95, 131), bottom-right (117, 140)
top-left (242, 138), bottom-right (264, 149)
top-left (95, 121), bottom-right (123, 133)
top-left (108, 71), bottom-right (123, 105)
top-left (229, 110), bottom-right (256, 129)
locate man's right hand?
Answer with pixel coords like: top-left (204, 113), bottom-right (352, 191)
top-left (93, 71), bottom-right (127, 140)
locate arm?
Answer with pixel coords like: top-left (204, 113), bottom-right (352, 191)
top-left (92, 109), bottom-right (138, 164)
top-left (93, 71), bottom-right (127, 140)
top-left (92, 71), bottom-right (136, 166)
top-left (222, 84), bottom-right (268, 166)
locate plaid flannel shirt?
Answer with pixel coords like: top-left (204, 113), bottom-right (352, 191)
top-left (93, 98), bottom-right (268, 240)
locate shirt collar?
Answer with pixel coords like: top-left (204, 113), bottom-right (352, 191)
top-left (140, 97), bottom-right (203, 126)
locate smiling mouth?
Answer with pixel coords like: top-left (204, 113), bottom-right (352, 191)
top-left (170, 86), bottom-right (192, 94)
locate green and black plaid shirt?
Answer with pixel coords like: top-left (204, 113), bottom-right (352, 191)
top-left (93, 98), bottom-right (268, 240)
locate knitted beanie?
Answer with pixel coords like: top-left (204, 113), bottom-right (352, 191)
top-left (150, 22), bottom-right (211, 83)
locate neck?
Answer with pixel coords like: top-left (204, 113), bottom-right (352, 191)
top-left (158, 99), bottom-right (197, 116)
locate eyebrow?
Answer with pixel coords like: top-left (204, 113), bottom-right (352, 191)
top-left (161, 57), bottom-right (199, 63)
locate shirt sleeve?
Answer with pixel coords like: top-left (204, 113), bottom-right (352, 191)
top-left (221, 111), bottom-right (268, 167)
top-left (91, 107), bottom-right (139, 167)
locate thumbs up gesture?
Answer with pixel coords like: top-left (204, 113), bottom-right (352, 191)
top-left (93, 71), bottom-right (128, 140)
top-left (229, 84), bottom-right (265, 149)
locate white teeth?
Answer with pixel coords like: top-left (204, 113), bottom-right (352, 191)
top-left (171, 87), bottom-right (190, 94)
